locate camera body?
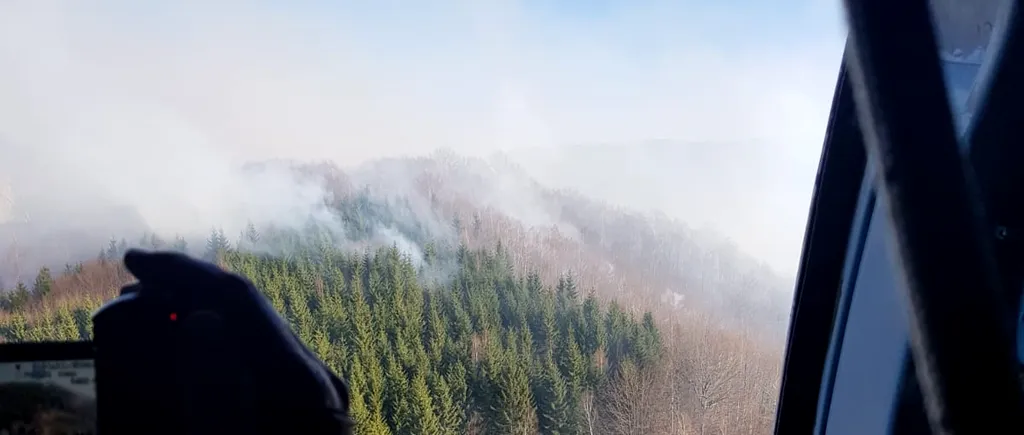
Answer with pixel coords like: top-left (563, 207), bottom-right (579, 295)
top-left (93, 290), bottom-right (186, 435)
top-left (0, 290), bottom-right (185, 435)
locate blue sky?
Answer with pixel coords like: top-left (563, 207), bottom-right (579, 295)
top-left (1, 0), bottom-right (847, 273)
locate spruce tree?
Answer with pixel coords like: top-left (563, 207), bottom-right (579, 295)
top-left (408, 371), bottom-right (442, 435)
top-left (32, 267), bottom-right (53, 299)
top-left (430, 372), bottom-right (464, 435)
top-left (492, 359), bottom-right (538, 435)
top-left (534, 358), bottom-right (570, 435)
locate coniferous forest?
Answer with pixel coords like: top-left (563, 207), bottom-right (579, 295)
top-left (0, 241), bottom-right (668, 435)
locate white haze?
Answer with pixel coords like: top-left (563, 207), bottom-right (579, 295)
top-left (0, 0), bottom-right (845, 278)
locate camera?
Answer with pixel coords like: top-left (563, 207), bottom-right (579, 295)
top-left (92, 290), bottom-right (187, 435)
top-left (0, 287), bottom-right (189, 435)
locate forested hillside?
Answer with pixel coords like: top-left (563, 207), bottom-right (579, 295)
top-left (351, 152), bottom-right (792, 343)
top-left (0, 152), bottom-right (788, 434)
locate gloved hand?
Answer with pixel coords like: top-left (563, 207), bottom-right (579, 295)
top-left (120, 249), bottom-right (353, 434)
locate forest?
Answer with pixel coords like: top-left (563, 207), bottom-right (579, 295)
top-left (0, 155), bottom-right (785, 434)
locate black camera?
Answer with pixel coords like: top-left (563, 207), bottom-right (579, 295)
top-left (91, 289), bottom-right (187, 435)
top-left (0, 286), bottom-right (198, 435)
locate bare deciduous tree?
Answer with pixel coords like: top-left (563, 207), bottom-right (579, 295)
top-left (675, 315), bottom-right (743, 435)
top-left (580, 389), bottom-right (599, 435)
top-left (601, 360), bottom-right (669, 435)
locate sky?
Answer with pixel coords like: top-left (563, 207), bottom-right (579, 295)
top-left (0, 0), bottom-right (848, 275)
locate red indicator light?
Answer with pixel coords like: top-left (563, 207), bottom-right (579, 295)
top-left (169, 312), bottom-right (178, 321)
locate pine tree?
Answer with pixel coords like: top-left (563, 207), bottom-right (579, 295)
top-left (562, 333), bottom-right (587, 397)
top-left (105, 238), bottom-right (120, 260)
top-left (408, 371), bottom-right (442, 434)
top-left (245, 221), bottom-right (261, 245)
top-left (382, 353), bottom-right (412, 434)
top-left (556, 272), bottom-right (579, 311)
top-left (537, 292), bottom-right (559, 360)
top-left (2, 312), bottom-right (29, 342)
top-left (560, 334), bottom-right (587, 434)
top-left (32, 267), bottom-right (53, 299)
top-left (424, 241), bottom-right (437, 265)
top-left (362, 353), bottom-right (389, 431)
top-left (534, 358), bottom-right (571, 435)
top-left (9, 282), bottom-right (30, 311)
top-left (204, 228), bottom-right (231, 261)
top-left (446, 361), bottom-right (470, 420)
top-left (72, 307), bottom-right (92, 340)
top-left (52, 304), bottom-right (79, 341)
top-left (581, 292), bottom-right (606, 356)
top-left (492, 359), bottom-right (538, 435)
top-left (430, 372), bottom-right (464, 435)
top-left (348, 359), bottom-right (392, 435)
top-left (425, 294), bottom-right (448, 365)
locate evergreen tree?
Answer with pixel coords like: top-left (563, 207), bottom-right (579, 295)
top-left (534, 358), bottom-right (571, 435)
top-left (32, 267), bottom-right (53, 299)
top-left (492, 358), bottom-right (538, 435)
top-left (430, 372), bottom-right (464, 435)
top-left (425, 294), bottom-right (448, 365)
top-left (105, 238), bottom-right (120, 260)
top-left (8, 282), bottom-right (30, 311)
top-left (204, 228), bottom-right (231, 261)
top-left (382, 353), bottom-right (412, 434)
top-left (446, 361), bottom-right (470, 421)
top-left (408, 371), bottom-right (442, 434)
top-left (348, 359), bottom-right (392, 435)
top-left (245, 221), bottom-right (261, 245)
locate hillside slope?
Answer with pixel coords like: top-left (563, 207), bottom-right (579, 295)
top-left (0, 151), bottom-right (790, 433)
top-left (1, 151), bottom-right (794, 342)
top-left (348, 152), bottom-right (794, 342)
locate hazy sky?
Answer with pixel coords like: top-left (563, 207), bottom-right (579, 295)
top-left (0, 0), bottom-right (847, 275)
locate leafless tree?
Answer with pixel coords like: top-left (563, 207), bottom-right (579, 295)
top-left (601, 360), bottom-right (669, 435)
top-left (675, 315), bottom-right (743, 435)
top-left (580, 389), bottom-right (599, 435)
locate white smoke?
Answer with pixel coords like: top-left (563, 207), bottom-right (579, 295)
top-left (0, 0), bottom-right (844, 280)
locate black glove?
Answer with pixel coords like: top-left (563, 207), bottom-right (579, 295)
top-left (120, 249), bottom-right (353, 434)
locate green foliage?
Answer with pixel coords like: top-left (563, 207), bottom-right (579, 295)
top-left (534, 358), bottom-right (572, 434)
top-left (2, 235), bottom-right (661, 434)
top-left (32, 267), bottom-right (53, 299)
top-left (491, 357), bottom-right (539, 435)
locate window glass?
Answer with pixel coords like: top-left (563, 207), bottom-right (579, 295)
top-left (0, 1), bottom-right (846, 433)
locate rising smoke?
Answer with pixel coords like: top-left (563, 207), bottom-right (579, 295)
top-left (0, 0), bottom-right (843, 284)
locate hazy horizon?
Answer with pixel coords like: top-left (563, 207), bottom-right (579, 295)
top-left (0, 0), bottom-right (847, 277)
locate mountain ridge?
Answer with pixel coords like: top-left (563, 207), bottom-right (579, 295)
top-left (2, 150), bottom-right (793, 344)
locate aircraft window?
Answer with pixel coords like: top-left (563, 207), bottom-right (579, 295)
top-left (815, 0), bottom-right (1024, 433)
top-left (0, 1), bottom-right (844, 434)
top-left (930, 0), bottom-right (1024, 375)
